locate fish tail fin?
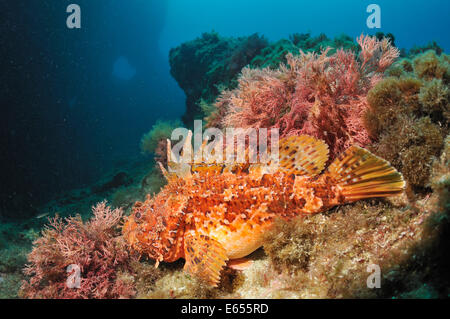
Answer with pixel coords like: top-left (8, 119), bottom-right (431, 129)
top-left (323, 146), bottom-right (406, 202)
top-left (278, 135), bottom-right (329, 177)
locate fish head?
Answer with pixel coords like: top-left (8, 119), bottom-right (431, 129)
top-left (123, 193), bottom-right (186, 264)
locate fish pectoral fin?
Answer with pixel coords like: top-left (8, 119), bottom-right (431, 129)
top-left (278, 135), bottom-right (329, 177)
top-left (227, 258), bottom-right (253, 271)
top-left (183, 233), bottom-right (228, 287)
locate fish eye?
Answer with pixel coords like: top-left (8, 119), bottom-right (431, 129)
top-left (135, 212), bottom-right (142, 219)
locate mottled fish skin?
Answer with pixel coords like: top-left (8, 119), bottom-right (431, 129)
top-left (123, 134), bottom-right (405, 286)
top-left (125, 171), bottom-right (342, 260)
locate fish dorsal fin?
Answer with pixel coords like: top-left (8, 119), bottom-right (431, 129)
top-left (248, 161), bottom-right (278, 180)
top-left (183, 232), bottom-right (228, 287)
top-left (167, 131), bottom-right (192, 179)
top-left (193, 140), bottom-right (252, 175)
top-left (157, 161), bottom-right (171, 181)
top-left (191, 136), bottom-right (226, 174)
top-left (278, 135), bottom-right (329, 176)
top-left (191, 163), bottom-right (225, 175)
top-left (223, 162), bottom-right (250, 174)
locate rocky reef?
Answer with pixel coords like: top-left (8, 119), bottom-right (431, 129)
top-left (169, 32), bottom-right (268, 125)
top-left (366, 50), bottom-right (449, 191)
top-left (3, 33), bottom-right (448, 299)
top-left (169, 32), bottom-right (360, 126)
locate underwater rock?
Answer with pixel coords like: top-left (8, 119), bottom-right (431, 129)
top-left (365, 50), bottom-right (449, 191)
top-left (91, 171), bottom-right (133, 194)
top-left (252, 33), bottom-right (359, 69)
top-left (169, 31), bottom-right (269, 124)
top-left (375, 32), bottom-right (396, 48)
top-left (170, 32), bottom-right (366, 126)
top-left (409, 41), bottom-right (444, 56)
top-left (111, 186), bottom-right (142, 211)
top-left (140, 168), bottom-right (166, 194)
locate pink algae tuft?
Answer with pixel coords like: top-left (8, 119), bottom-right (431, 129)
top-left (216, 35), bottom-right (399, 159)
top-left (20, 201), bottom-right (137, 299)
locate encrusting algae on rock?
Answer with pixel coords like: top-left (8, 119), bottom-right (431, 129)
top-left (123, 130), bottom-right (405, 286)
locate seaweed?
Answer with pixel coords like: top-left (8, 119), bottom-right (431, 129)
top-left (364, 51), bottom-right (449, 191)
top-left (140, 120), bottom-right (183, 156)
top-left (419, 79), bottom-right (450, 122)
top-left (218, 35), bottom-right (398, 159)
top-left (20, 202), bottom-right (138, 299)
top-left (263, 217), bottom-right (316, 274)
top-left (170, 32), bottom-right (361, 124)
top-left (413, 50), bottom-right (450, 81)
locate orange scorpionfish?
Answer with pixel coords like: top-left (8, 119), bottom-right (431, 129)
top-left (123, 132), bottom-right (405, 286)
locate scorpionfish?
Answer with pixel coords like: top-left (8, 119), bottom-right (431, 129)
top-left (123, 132), bottom-right (405, 286)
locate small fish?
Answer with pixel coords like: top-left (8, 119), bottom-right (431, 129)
top-left (35, 212), bottom-right (49, 219)
top-left (123, 133), bottom-right (405, 286)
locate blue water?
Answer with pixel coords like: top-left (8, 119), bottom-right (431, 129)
top-left (113, 57), bottom-right (137, 81)
top-left (160, 0), bottom-right (450, 53)
top-left (1, 0), bottom-right (449, 217)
